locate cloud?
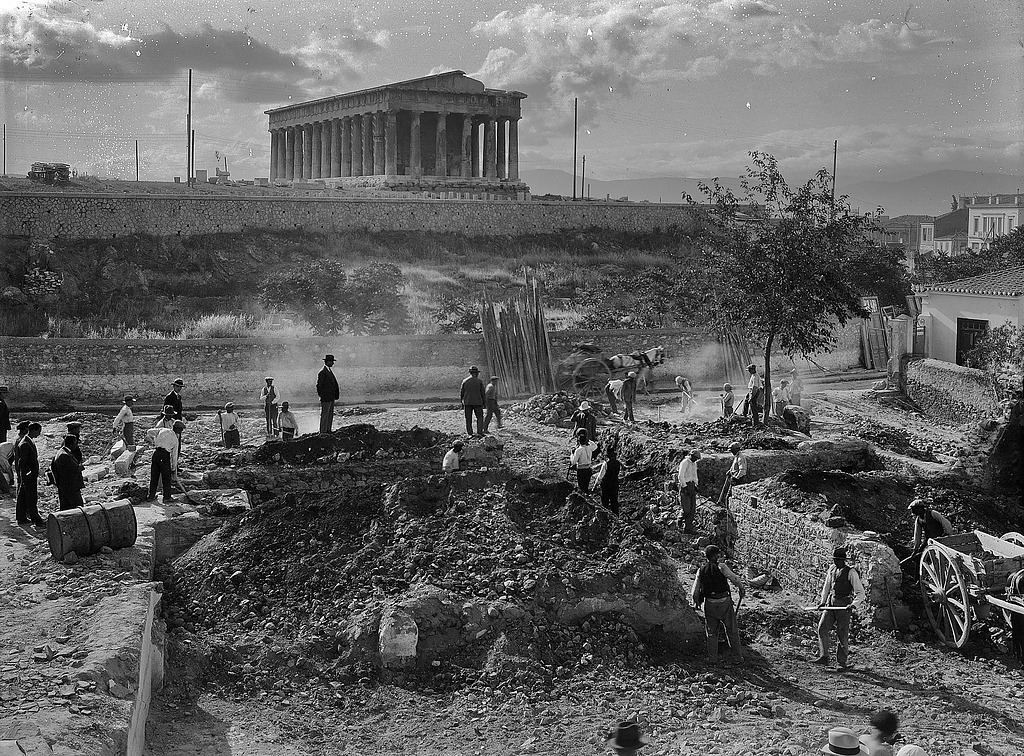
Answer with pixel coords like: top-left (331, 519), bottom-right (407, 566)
top-left (471, 1), bottom-right (947, 120)
top-left (0, 1), bottom-right (386, 102)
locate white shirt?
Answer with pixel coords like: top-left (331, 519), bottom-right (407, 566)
top-left (113, 405), bottom-right (134, 429)
top-left (569, 441), bottom-right (599, 469)
top-left (677, 457), bottom-right (698, 486)
top-left (442, 449), bottom-right (460, 472)
top-left (748, 373), bottom-right (763, 391)
top-left (819, 563), bottom-right (867, 606)
top-left (146, 427), bottom-right (180, 471)
top-left (218, 412), bottom-right (240, 432)
top-left (780, 385), bottom-right (791, 403)
top-left (729, 452), bottom-right (748, 479)
top-left (278, 411), bottom-right (298, 430)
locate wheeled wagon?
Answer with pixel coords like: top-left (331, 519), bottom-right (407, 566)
top-left (918, 530), bottom-right (1024, 648)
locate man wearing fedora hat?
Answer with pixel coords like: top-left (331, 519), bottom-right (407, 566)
top-left (606, 720), bottom-right (648, 755)
top-left (743, 363), bottom-right (764, 426)
top-left (163, 379), bottom-right (185, 421)
top-left (460, 365), bottom-right (486, 437)
top-left (814, 546), bottom-right (866, 669)
top-left (821, 726), bottom-right (869, 756)
top-left (316, 355), bottom-right (340, 434)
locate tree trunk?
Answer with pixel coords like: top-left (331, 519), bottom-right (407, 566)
top-left (763, 332), bottom-right (775, 423)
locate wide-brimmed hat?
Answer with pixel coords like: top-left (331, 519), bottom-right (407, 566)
top-left (172, 379), bottom-right (184, 387)
top-left (579, 401), bottom-right (591, 410)
top-left (627, 371), bottom-right (637, 378)
top-left (833, 547), bottom-right (848, 560)
top-left (225, 402), bottom-right (235, 410)
top-left (163, 405), bottom-right (175, 414)
top-left (729, 441), bottom-right (741, 452)
top-left (746, 363), bottom-right (757, 371)
top-left (324, 354), bottom-right (336, 362)
top-left (723, 382), bottom-right (732, 390)
top-left (123, 394), bottom-right (134, 403)
top-left (821, 727), bottom-right (868, 755)
top-left (468, 365), bottom-right (480, 373)
top-left (606, 721), bottom-right (648, 752)
top-left (265, 376), bottom-right (274, 382)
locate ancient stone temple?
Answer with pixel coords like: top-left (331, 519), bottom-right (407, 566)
top-left (265, 71), bottom-right (529, 198)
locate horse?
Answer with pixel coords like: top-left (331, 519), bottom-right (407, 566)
top-left (607, 346), bottom-right (665, 394)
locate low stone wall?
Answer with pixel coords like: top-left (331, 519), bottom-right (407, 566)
top-left (696, 480), bottom-right (909, 630)
top-left (0, 192), bottom-right (698, 239)
top-left (904, 357), bottom-right (996, 425)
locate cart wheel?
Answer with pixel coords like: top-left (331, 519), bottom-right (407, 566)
top-left (572, 358), bottom-right (611, 399)
top-left (919, 543), bottom-right (972, 649)
top-left (1000, 532), bottom-right (1024, 549)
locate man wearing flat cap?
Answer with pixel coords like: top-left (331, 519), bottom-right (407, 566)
top-left (51, 435), bottom-right (86, 511)
top-left (813, 546), bottom-right (866, 669)
top-left (163, 379), bottom-right (185, 421)
top-left (460, 365), bottom-right (485, 437)
top-left (317, 354), bottom-right (340, 434)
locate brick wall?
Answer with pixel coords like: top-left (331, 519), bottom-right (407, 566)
top-left (904, 357), bottom-right (996, 425)
top-left (0, 193), bottom-right (698, 239)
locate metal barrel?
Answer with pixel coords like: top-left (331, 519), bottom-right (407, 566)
top-left (46, 499), bottom-right (138, 561)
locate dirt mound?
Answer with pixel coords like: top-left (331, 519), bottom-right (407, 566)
top-left (161, 466), bottom-right (701, 701)
top-left (251, 423), bottom-right (447, 465)
top-left (511, 392), bottom-right (612, 425)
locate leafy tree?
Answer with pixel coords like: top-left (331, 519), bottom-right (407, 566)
top-left (261, 261), bottom-right (409, 336)
top-left (433, 293), bottom-right (481, 334)
top-left (847, 242), bottom-right (912, 309)
top-left (685, 152), bottom-right (874, 395)
top-left (963, 323), bottom-right (1024, 402)
top-left (917, 226), bottom-right (1024, 284)
top-left (577, 265), bottom-right (698, 329)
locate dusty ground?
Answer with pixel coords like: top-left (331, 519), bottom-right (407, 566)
top-left (2, 388), bottom-right (1023, 755)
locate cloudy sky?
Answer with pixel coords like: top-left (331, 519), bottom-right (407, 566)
top-left (1, 0), bottom-right (1022, 190)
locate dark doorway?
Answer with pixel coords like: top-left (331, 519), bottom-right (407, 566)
top-left (955, 318), bottom-right (988, 365)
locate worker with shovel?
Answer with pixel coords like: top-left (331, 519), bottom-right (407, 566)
top-left (692, 544), bottom-right (745, 664)
top-left (812, 546), bottom-right (866, 669)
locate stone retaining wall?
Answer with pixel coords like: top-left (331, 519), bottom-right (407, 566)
top-left (0, 193), bottom-right (698, 239)
top-left (904, 357), bottom-right (996, 425)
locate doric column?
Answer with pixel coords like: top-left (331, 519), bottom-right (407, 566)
top-left (285, 127), bottom-right (296, 180)
top-left (471, 119), bottom-right (480, 178)
top-left (321, 120), bottom-right (332, 178)
top-left (385, 111), bottom-right (397, 176)
top-left (311, 122), bottom-right (322, 179)
top-left (508, 118), bottom-right (520, 181)
top-left (277, 130), bottom-right (288, 182)
top-left (269, 130), bottom-right (278, 181)
top-left (330, 119), bottom-right (341, 177)
top-left (496, 118), bottom-right (507, 180)
top-left (484, 117), bottom-right (496, 179)
top-left (302, 123), bottom-right (313, 179)
top-left (362, 113), bottom-right (373, 176)
top-left (341, 118), bottom-right (352, 177)
top-left (295, 126), bottom-right (305, 180)
top-left (410, 111), bottom-right (422, 177)
top-left (461, 116), bottom-right (473, 178)
top-left (435, 111), bottom-right (448, 177)
top-left (373, 111), bottom-right (385, 175)
top-left (351, 116), bottom-right (363, 176)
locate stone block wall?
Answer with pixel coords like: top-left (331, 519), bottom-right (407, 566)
top-left (904, 357), bottom-right (996, 425)
top-left (0, 193), bottom-right (698, 239)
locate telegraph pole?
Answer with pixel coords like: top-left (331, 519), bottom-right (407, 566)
top-left (135, 140), bottom-right (140, 181)
top-left (191, 129), bottom-right (196, 185)
top-left (572, 97), bottom-right (578, 200)
top-left (831, 139), bottom-right (838, 209)
top-left (186, 69), bottom-right (193, 186)
top-left (581, 155), bottom-right (586, 201)
top-left (2, 124), bottom-right (5, 176)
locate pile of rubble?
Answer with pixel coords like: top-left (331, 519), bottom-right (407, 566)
top-left (511, 392), bottom-right (608, 425)
top-left (161, 460), bottom-right (703, 704)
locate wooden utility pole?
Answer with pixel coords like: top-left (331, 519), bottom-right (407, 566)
top-left (186, 69), bottom-right (193, 186)
top-left (831, 139), bottom-right (838, 209)
top-left (135, 140), bottom-right (139, 181)
top-left (191, 129), bottom-right (196, 185)
top-left (572, 97), bottom-right (578, 200)
top-left (581, 155), bottom-right (586, 200)
top-left (2, 124), bottom-right (5, 176)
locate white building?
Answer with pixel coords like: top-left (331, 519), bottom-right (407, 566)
top-left (917, 265), bottom-right (1024, 365)
top-left (959, 194), bottom-right (1023, 251)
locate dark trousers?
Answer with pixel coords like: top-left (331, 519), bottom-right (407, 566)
top-left (575, 466), bottom-right (593, 492)
top-left (817, 606), bottom-right (852, 666)
top-left (623, 400), bottom-right (635, 422)
top-left (483, 402), bottom-right (502, 432)
top-left (149, 448), bottom-right (174, 501)
top-left (704, 596), bottom-right (741, 661)
top-left (464, 405), bottom-right (484, 436)
top-left (679, 481), bottom-right (697, 532)
top-left (222, 429), bottom-right (240, 448)
top-left (605, 386), bottom-right (619, 414)
top-left (265, 405), bottom-right (279, 436)
top-left (122, 422), bottom-right (134, 448)
top-left (57, 488), bottom-right (85, 511)
top-left (319, 401), bottom-right (335, 434)
top-left (281, 427), bottom-right (296, 440)
top-left (601, 483), bottom-right (619, 513)
top-left (16, 477), bottom-right (41, 523)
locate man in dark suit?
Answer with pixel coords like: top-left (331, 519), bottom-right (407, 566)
top-left (15, 422), bottom-right (44, 526)
top-left (316, 354), bottom-right (340, 434)
top-left (0, 385), bottom-right (10, 442)
top-left (163, 379), bottom-right (184, 420)
top-left (51, 435), bottom-right (86, 511)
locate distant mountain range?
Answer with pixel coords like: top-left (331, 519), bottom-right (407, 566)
top-left (521, 168), bottom-right (1024, 218)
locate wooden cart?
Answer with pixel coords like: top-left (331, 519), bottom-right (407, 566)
top-left (919, 530), bottom-right (1024, 648)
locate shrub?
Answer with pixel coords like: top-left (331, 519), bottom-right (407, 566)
top-left (175, 314), bottom-right (265, 339)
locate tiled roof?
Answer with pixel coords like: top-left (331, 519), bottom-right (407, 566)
top-left (926, 265), bottom-right (1024, 296)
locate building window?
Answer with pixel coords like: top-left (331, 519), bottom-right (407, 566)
top-left (974, 217), bottom-right (980, 233)
top-left (956, 318), bottom-right (988, 366)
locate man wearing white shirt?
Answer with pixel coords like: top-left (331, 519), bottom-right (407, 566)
top-left (112, 395), bottom-right (135, 448)
top-left (718, 442), bottom-right (748, 505)
top-left (744, 363), bottom-right (764, 426)
top-left (146, 420), bottom-right (184, 503)
top-left (568, 429), bottom-right (599, 493)
top-left (442, 441), bottom-right (464, 473)
top-left (813, 546), bottom-right (867, 669)
top-left (676, 449), bottom-right (700, 534)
